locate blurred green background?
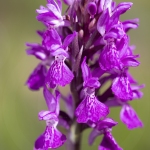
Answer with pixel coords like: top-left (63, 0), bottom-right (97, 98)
top-left (0, 0), bottom-right (150, 149)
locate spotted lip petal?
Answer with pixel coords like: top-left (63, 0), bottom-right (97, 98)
top-left (120, 104), bottom-right (143, 129)
top-left (45, 56), bottom-right (74, 88)
top-left (112, 73), bottom-right (133, 100)
top-left (34, 126), bottom-right (66, 150)
top-left (99, 42), bottom-right (122, 72)
top-left (75, 93), bottom-right (109, 123)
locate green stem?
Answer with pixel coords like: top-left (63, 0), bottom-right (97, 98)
top-left (66, 119), bottom-right (82, 150)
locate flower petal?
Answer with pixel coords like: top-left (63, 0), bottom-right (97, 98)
top-left (75, 93), bottom-right (109, 123)
top-left (81, 57), bottom-right (92, 82)
top-left (87, 2), bottom-right (97, 16)
top-left (112, 73), bottom-right (133, 100)
top-left (99, 42), bottom-right (122, 71)
top-left (96, 118), bottom-right (118, 131)
top-left (97, 9), bottom-right (110, 36)
top-left (99, 132), bottom-right (123, 150)
top-left (45, 56), bottom-right (74, 88)
top-left (26, 43), bottom-right (48, 60)
top-left (62, 31), bottom-right (77, 50)
top-left (122, 18), bottom-right (139, 32)
top-left (88, 118), bottom-right (118, 145)
top-left (112, 2), bottom-right (133, 17)
top-left (26, 64), bottom-right (47, 90)
top-left (43, 86), bottom-right (60, 114)
top-left (120, 104), bottom-right (143, 129)
top-left (42, 29), bottom-right (62, 51)
top-left (38, 111), bottom-right (58, 121)
top-left (61, 94), bottom-right (75, 118)
top-left (34, 126), bottom-right (66, 149)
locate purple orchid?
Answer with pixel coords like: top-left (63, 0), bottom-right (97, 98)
top-left (44, 29), bottom-right (76, 88)
top-left (34, 88), bottom-right (66, 149)
top-left (75, 57), bottom-right (109, 123)
top-left (89, 118), bottom-right (122, 150)
top-left (26, 0), bottom-right (144, 149)
top-left (34, 111), bottom-right (66, 149)
top-left (36, 0), bottom-right (69, 27)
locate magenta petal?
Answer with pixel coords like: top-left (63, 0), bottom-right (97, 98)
top-left (34, 134), bottom-right (45, 150)
top-left (58, 116), bottom-right (70, 130)
top-left (113, 2), bottom-right (133, 16)
top-left (97, 118), bottom-right (118, 131)
top-left (99, 132), bottom-right (123, 150)
top-left (97, 9), bottom-right (110, 36)
top-left (42, 29), bottom-right (62, 51)
top-left (47, 0), bottom-right (62, 13)
top-left (61, 94), bottom-right (75, 118)
top-left (43, 86), bottom-right (60, 114)
top-left (89, 129), bottom-right (102, 145)
top-left (99, 43), bottom-right (122, 71)
top-left (62, 31), bottom-right (77, 50)
top-left (36, 1), bottom-right (63, 26)
top-left (26, 64), bottom-right (47, 90)
top-left (58, 61), bottom-right (74, 86)
top-left (88, 118), bottom-right (118, 145)
top-left (26, 43), bottom-right (48, 60)
top-left (81, 57), bottom-right (100, 88)
top-left (132, 84), bottom-right (145, 99)
top-left (122, 18), bottom-right (139, 32)
top-left (38, 111), bottom-right (58, 121)
top-left (50, 47), bottom-right (69, 57)
top-left (81, 57), bottom-right (92, 82)
top-left (35, 126), bottom-right (66, 149)
top-left (121, 56), bottom-right (140, 67)
top-left (63, 0), bottom-right (73, 5)
top-left (75, 93), bottom-right (109, 123)
top-left (99, 0), bottom-right (112, 13)
top-left (87, 2), bottom-right (97, 16)
top-left (84, 77), bottom-right (100, 88)
top-left (112, 73), bottom-right (133, 100)
top-left (120, 104), bottom-right (143, 129)
top-left (126, 71), bottom-right (137, 84)
top-left (103, 0), bottom-right (112, 12)
top-left (45, 56), bottom-right (74, 88)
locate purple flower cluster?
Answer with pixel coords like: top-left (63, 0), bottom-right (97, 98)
top-left (26, 0), bottom-right (144, 149)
